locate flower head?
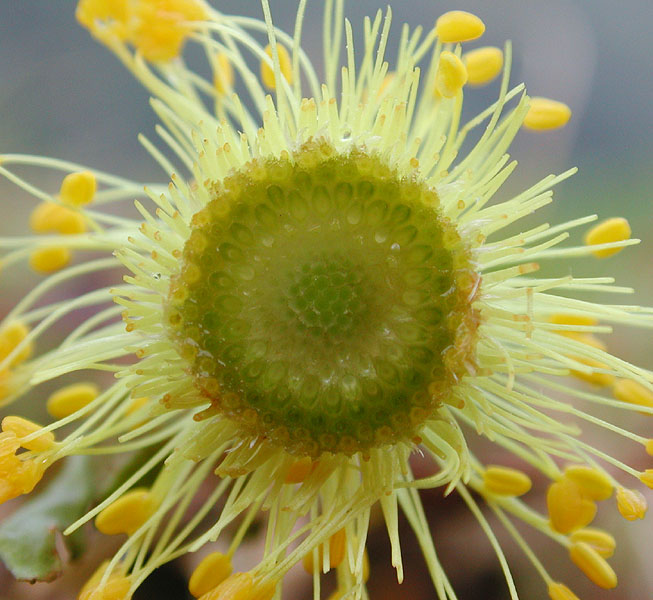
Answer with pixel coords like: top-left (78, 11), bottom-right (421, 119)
top-left (1, 2), bottom-right (652, 600)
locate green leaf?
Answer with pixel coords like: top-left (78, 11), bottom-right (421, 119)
top-left (0, 455), bottom-right (95, 582)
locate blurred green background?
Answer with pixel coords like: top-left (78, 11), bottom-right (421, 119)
top-left (0, 1), bottom-right (651, 599)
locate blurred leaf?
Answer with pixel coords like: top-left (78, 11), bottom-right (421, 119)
top-left (0, 455), bottom-right (94, 582)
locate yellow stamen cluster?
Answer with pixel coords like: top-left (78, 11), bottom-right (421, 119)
top-left (47, 382), bottom-right (100, 419)
top-left (198, 572), bottom-right (276, 600)
top-left (435, 51), bottom-right (468, 98)
top-left (260, 44), bottom-right (293, 90)
top-left (79, 561), bottom-right (132, 600)
top-left (584, 217), bottom-right (632, 258)
top-left (95, 488), bottom-right (157, 535)
top-left (76, 0), bottom-right (207, 62)
top-left (435, 10), bottom-right (485, 43)
top-left (569, 541), bottom-right (617, 589)
top-left (462, 46), bottom-right (503, 86)
top-left (547, 465), bottom-right (613, 534)
top-left (482, 465), bottom-right (532, 496)
top-left (189, 552), bottom-right (233, 598)
top-left (523, 97), bottom-right (572, 131)
top-left (0, 430), bottom-right (47, 504)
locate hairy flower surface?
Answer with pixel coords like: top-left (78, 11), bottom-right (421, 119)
top-left (1, 2), bottom-right (652, 600)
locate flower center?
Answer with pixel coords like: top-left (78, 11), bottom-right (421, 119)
top-left (167, 141), bottom-right (479, 457)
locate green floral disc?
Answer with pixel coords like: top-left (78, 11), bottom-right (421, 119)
top-left (167, 141), bottom-right (479, 457)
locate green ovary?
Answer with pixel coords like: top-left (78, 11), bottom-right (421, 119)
top-left (167, 142), bottom-right (478, 457)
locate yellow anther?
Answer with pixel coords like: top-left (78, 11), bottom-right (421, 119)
top-left (302, 528), bottom-right (347, 573)
top-left (250, 579), bottom-right (277, 600)
top-left (547, 582), bottom-right (580, 600)
top-left (549, 314), bottom-right (598, 327)
top-left (0, 439), bottom-right (46, 504)
top-left (613, 378), bottom-right (653, 410)
top-left (79, 561), bottom-right (132, 600)
top-left (584, 217), bottom-right (631, 258)
top-left (47, 382), bottom-right (100, 419)
top-left (462, 46), bottom-right (503, 86)
top-left (615, 486), bottom-right (647, 520)
top-left (639, 469), bottom-right (653, 489)
top-left (570, 357), bottom-right (614, 387)
top-left (0, 321), bottom-right (33, 366)
top-left (29, 247), bottom-right (72, 273)
top-left (378, 73), bottom-right (395, 97)
top-left (569, 541), bottom-right (617, 589)
top-left (435, 51), bottom-right (468, 98)
top-left (131, 0), bottom-right (207, 62)
top-left (1, 416), bottom-right (55, 452)
top-left (523, 97), bottom-right (571, 131)
top-left (362, 549), bottom-right (370, 582)
top-left (435, 11), bottom-right (485, 43)
top-left (645, 439), bottom-right (653, 456)
top-left (60, 171), bottom-right (97, 207)
top-left (563, 466), bottom-right (613, 501)
top-left (482, 465), bottom-right (532, 496)
top-left (198, 571), bottom-right (252, 600)
top-left (570, 527), bottom-right (616, 558)
top-left (95, 488), bottom-right (156, 535)
top-left (76, 0), bottom-right (130, 39)
top-left (547, 478), bottom-right (596, 534)
top-left (284, 456), bottom-right (314, 484)
top-left (30, 201), bottom-right (86, 235)
top-left (213, 52), bottom-right (234, 95)
top-left (189, 552), bottom-right (232, 598)
top-left (261, 44), bottom-right (293, 89)
top-left (125, 396), bottom-right (149, 416)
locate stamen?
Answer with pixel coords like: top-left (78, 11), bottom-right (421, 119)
top-left (95, 488), bottom-right (157, 535)
top-left (188, 552), bottom-right (233, 598)
top-left (79, 561), bottom-right (131, 600)
top-left (584, 218), bottom-right (632, 258)
top-left (213, 52), bottom-right (235, 96)
top-left (547, 582), bottom-right (581, 600)
top-left (639, 470), bottom-right (653, 489)
top-left (284, 457), bottom-right (315, 484)
top-left (60, 170), bottom-right (97, 206)
top-left (546, 478), bottom-right (596, 534)
top-left (568, 541), bottom-right (617, 589)
top-left (563, 465), bottom-right (613, 501)
top-left (522, 97), bottom-right (571, 131)
top-left (613, 378), bottom-right (653, 410)
top-left (30, 202), bottom-right (86, 235)
top-left (615, 486), bottom-right (647, 521)
top-left (435, 11), bottom-right (485, 43)
top-left (435, 51), bottom-right (468, 98)
top-left (261, 43), bottom-right (293, 89)
top-left (29, 246), bottom-right (72, 273)
top-left (47, 382), bottom-right (100, 419)
top-left (482, 465), bottom-right (532, 496)
top-left (302, 528), bottom-right (347, 572)
top-left (463, 46), bottom-right (503, 86)
top-left (569, 527), bottom-right (616, 558)
top-left (1, 416), bottom-right (55, 451)
top-left (0, 321), bottom-right (33, 366)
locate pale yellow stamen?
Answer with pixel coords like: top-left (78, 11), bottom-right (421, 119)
top-left (570, 527), bottom-right (616, 558)
top-left (79, 561), bottom-right (131, 600)
top-left (569, 541), bottom-right (617, 589)
top-left (639, 469), bottom-right (653, 489)
top-left (613, 379), bottom-right (653, 410)
top-left (47, 382), bottom-right (100, 419)
top-left (60, 170), bottom-right (97, 207)
top-left (189, 552), bottom-right (232, 598)
top-left (302, 528), bottom-right (347, 572)
top-left (29, 247), bottom-right (72, 273)
top-left (547, 582), bottom-right (580, 600)
top-left (547, 478), bottom-right (596, 534)
top-left (435, 51), bottom-right (468, 98)
top-left (482, 465), bottom-right (532, 496)
top-left (0, 321), bottom-right (33, 366)
top-left (95, 488), bottom-right (156, 535)
top-left (563, 466), bottom-right (613, 501)
top-left (584, 217), bottom-right (631, 258)
top-left (435, 11), bottom-right (485, 43)
top-left (615, 486), bottom-right (647, 521)
top-left (523, 97), bottom-right (571, 131)
top-left (284, 456), bottom-right (314, 484)
top-left (213, 52), bottom-right (234, 95)
top-left (2, 416), bottom-right (55, 452)
top-left (463, 46), bottom-right (503, 86)
top-left (30, 201), bottom-right (86, 235)
top-left (261, 44), bottom-right (293, 89)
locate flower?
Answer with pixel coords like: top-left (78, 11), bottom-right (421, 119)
top-left (1, 2), bottom-right (652, 600)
